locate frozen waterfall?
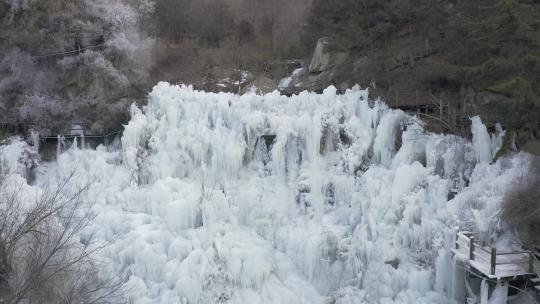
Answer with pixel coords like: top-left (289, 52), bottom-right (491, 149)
top-left (2, 83), bottom-right (531, 304)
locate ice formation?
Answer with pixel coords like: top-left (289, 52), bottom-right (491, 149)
top-left (2, 83), bottom-right (532, 303)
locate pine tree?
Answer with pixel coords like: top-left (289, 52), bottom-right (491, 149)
top-left (304, 0), bottom-right (444, 52)
top-left (448, 0), bottom-right (540, 104)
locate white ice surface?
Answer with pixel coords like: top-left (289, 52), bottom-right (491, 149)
top-left (278, 68), bottom-right (303, 89)
top-left (2, 83), bottom-right (531, 304)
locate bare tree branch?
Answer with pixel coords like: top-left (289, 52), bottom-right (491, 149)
top-left (0, 168), bottom-right (125, 304)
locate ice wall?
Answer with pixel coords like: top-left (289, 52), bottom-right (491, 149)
top-left (0, 137), bottom-right (39, 179)
top-left (23, 83), bottom-right (529, 304)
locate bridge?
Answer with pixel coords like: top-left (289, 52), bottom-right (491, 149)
top-left (1, 110), bottom-right (122, 154)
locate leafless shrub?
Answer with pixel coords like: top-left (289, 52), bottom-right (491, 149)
top-left (0, 170), bottom-right (124, 304)
top-left (501, 155), bottom-right (540, 245)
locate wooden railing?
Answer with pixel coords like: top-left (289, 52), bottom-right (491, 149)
top-left (0, 115), bottom-right (122, 147)
top-left (456, 231), bottom-right (535, 276)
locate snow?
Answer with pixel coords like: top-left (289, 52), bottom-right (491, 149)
top-left (1, 83), bottom-right (532, 303)
top-left (0, 137), bottom-right (39, 178)
top-left (278, 68), bottom-right (303, 89)
top-left (0, 138), bottom-right (27, 176)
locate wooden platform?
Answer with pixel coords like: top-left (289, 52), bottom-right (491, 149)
top-left (453, 231), bottom-right (537, 279)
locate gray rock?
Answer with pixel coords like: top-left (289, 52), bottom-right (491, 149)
top-left (241, 76), bottom-right (278, 95)
top-left (308, 37), bottom-right (348, 74)
top-left (385, 258), bottom-right (400, 269)
top-left (352, 56), bottom-right (369, 75)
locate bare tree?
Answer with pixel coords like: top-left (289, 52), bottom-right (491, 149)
top-left (502, 155), bottom-right (540, 247)
top-left (0, 169), bottom-right (124, 304)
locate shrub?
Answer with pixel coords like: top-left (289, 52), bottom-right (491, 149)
top-left (501, 155), bottom-right (540, 246)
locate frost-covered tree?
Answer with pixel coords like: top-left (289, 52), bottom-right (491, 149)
top-left (0, 0), bottom-right (155, 135)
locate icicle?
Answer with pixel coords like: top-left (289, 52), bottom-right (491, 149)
top-left (480, 279), bottom-right (488, 304)
top-left (471, 116), bottom-right (493, 163)
top-left (488, 282), bottom-right (508, 304)
top-left (57, 135), bottom-right (65, 158)
top-left (71, 137), bottom-right (78, 150)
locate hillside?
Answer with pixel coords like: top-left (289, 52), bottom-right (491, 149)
top-left (2, 1), bottom-right (540, 300)
top-left (288, 0), bottom-right (540, 155)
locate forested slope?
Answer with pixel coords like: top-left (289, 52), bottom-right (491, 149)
top-left (300, 0), bottom-right (540, 152)
top-left (0, 0), bottom-right (154, 135)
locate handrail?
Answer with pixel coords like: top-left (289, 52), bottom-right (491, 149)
top-left (39, 130), bottom-right (121, 140)
top-left (455, 231), bottom-right (535, 276)
top-left (496, 260), bottom-right (529, 266)
top-left (474, 246), bottom-right (491, 254)
top-left (496, 251), bottom-right (530, 256)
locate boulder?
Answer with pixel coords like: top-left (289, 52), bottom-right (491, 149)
top-left (384, 258), bottom-right (400, 269)
top-left (308, 37), bottom-right (348, 74)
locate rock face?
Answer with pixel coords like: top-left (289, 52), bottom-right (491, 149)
top-left (308, 37), bottom-right (348, 74)
top-left (278, 37), bottom-right (350, 94)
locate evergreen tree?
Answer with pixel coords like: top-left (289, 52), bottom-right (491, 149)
top-left (446, 0), bottom-right (540, 141)
top-left (304, 0), bottom-right (446, 52)
top-left (448, 0), bottom-right (540, 104)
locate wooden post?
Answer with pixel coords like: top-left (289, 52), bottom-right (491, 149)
top-left (469, 237), bottom-right (475, 260)
top-left (490, 248), bottom-right (497, 275)
top-left (529, 252), bottom-right (534, 274)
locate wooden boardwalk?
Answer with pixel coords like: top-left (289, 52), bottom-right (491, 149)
top-left (1, 116), bottom-right (122, 160)
top-left (453, 231), bottom-right (540, 301)
top-left (454, 231), bottom-right (537, 279)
